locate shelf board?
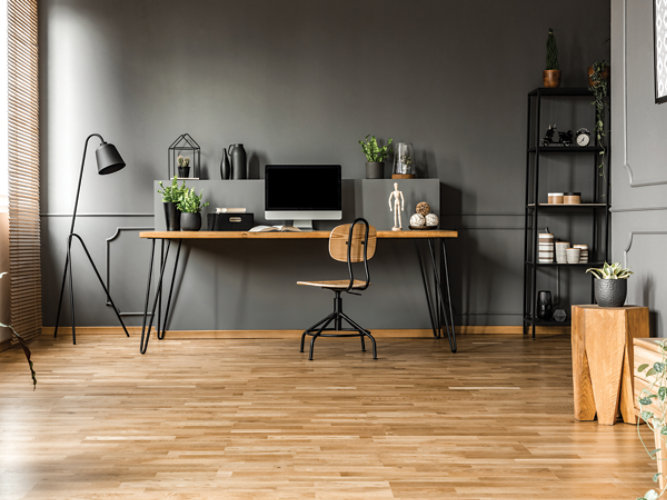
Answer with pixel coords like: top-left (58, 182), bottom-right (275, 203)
top-left (524, 317), bottom-right (571, 327)
top-left (528, 146), bottom-right (602, 153)
top-left (528, 87), bottom-right (593, 97)
top-left (526, 261), bottom-right (601, 267)
top-left (527, 203), bottom-right (608, 208)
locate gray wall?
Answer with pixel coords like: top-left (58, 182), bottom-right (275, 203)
top-left (610, 0), bottom-right (667, 336)
top-left (40, 0), bottom-right (610, 329)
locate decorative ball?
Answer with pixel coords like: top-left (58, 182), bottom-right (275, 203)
top-left (416, 201), bottom-right (431, 216)
top-left (410, 213), bottom-right (426, 227)
top-left (425, 213), bottom-right (439, 227)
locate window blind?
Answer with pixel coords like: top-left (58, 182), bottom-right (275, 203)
top-left (7, 0), bottom-right (40, 341)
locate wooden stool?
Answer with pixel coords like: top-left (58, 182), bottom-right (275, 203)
top-left (571, 305), bottom-right (649, 425)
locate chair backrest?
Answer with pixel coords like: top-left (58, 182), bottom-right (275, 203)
top-left (329, 219), bottom-right (377, 263)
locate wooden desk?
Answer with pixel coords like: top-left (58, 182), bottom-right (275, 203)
top-left (138, 229), bottom-right (458, 354)
top-left (571, 304), bottom-right (649, 425)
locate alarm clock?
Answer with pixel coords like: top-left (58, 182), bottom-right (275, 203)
top-left (575, 128), bottom-right (591, 147)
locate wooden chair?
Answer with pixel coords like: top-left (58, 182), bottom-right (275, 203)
top-left (297, 218), bottom-right (378, 360)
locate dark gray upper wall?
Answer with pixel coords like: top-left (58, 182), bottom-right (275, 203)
top-left (40, 0), bottom-right (610, 328)
top-left (610, 0), bottom-right (667, 336)
top-left (40, 0), bottom-right (609, 213)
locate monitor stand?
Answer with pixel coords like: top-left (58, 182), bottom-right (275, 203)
top-left (291, 219), bottom-right (314, 231)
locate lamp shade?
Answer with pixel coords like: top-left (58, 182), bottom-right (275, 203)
top-left (95, 141), bottom-right (125, 175)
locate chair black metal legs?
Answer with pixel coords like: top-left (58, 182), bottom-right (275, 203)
top-left (300, 290), bottom-right (377, 360)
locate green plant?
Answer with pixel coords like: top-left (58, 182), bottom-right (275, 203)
top-left (0, 272), bottom-right (36, 388)
top-left (359, 135), bottom-right (393, 163)
top-left (589, 60), bottom-right (609, 177)
top-left (157, 177), bottom-right (186, 203)
top-left (546, 28), bottom-right (559, 70)
top-left (637, 344), bottom-right (667, 500)
top-left (585, 261), bottom-right (632, 279)
top-left (177, 187), bottom-right (209, 213)
top-left (177, 155), bottom-right (190, 168)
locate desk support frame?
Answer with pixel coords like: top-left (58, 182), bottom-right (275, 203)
top-left (137, 231), bottom-right (457, 354)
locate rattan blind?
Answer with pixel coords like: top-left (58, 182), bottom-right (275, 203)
top-left (7, 0), bottom-right (41, 341)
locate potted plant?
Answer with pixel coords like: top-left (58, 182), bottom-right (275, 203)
top-left (359, 135), bottom-right (393, 179)
top-left (588, 60), bottom-right (609, 178)
top-left (177, 187), bottom-right (209, 231)
top-left (586, 262), bottom-right (633, 307)
top-left (637, 343), bottom-right (667, 499)
top-left (177, 155), bottom-right (190, 178)
top-left (543, 28), bottom-right (560, 88)
top-left (0, 272), bottom-right (36, 388)
top-left (158, 177), bottom-right (187, 231)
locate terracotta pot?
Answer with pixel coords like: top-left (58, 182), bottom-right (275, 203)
top-left (587, 66), bottom-right (610, 87)
top-left (543, 69), bottom-right (561, 88)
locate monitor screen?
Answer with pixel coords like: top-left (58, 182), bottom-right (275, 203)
top-left (265, 165), bottom-right (341, 211)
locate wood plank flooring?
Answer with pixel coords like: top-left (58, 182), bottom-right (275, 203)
top-left (0, 333), bottom-right (655, 499)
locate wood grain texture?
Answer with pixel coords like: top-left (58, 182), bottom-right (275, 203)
top-left (572, 305), bottom-right (649, 426)
top-left (296, 279), bottom-right (369, 289)
top-left (571, 305), bottom-right (596, 420)
top-left (328, 223), bottom-right (377, 262)
top-left (139, 229), bottom-right (458, 239)
top-left (0, 332), bottom-right (655, 499)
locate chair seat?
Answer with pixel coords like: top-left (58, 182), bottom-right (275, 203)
top-left (297, 279), bottom-right (368, 289)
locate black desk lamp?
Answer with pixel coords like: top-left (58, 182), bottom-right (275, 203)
top-left (53, 133), bottom-right (130, 343)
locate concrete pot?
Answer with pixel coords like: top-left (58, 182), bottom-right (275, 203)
top-left (594, 279), bottom-right (627, 308)
top-left (365, 162), bottom-right (384, 179)
top-left (180, 212), bottom-right (201, 231)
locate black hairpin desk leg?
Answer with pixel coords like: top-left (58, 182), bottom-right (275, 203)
top-left (415, 238), bottom-right (457, 352)
top-left (158, 240), bottom-right (182, 340)
top-left (140, 239), bottom-right (172, 354)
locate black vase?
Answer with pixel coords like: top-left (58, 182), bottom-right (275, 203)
top-left (180, 212), bottom-right (202, 231)
top-left (220, 148), bottom-right (230, 179)
top-left (177, 166), bottom-right (190, 178)
top-left (164, 202), bottom-right (180, 231)
top-left (594, 279), bottom-right (627, 307)
top-left (537, 290), bottom-right (553, 320)
top-left (229, 143), bottom-right (247, 179)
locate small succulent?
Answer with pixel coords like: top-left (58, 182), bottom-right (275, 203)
top-left (586, 262), bottom-right (632, 280)
top-left (177, 155), bottom-right (190, 168)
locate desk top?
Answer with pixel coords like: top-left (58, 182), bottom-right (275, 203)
top-left (140, 229), bottom-right (458, 239)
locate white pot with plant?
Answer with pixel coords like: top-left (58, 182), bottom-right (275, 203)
top-left (359, 135), bottom-right (393, 179)
top-left (178, 187), bottom-right (209, 231)
top-left (585, 262), bottom-right (632, 307)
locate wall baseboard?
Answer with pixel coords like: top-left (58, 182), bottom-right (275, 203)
top-left (40, 325), bottom-right (569, 338)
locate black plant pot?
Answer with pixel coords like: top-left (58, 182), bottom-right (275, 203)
top-left (178, 166), bottom-right (190, 178)
top-left (164, 202), bottom-right (180, 231)
top-left (594, 279), bottom-right (628, 307)
top-left (180, 212), bottom-right (202, 231)
top-left (365, 161), bottom-right (384, 179)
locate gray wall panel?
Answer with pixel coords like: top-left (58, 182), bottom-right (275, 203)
top-left (40, 0), bottom-right (610, 329)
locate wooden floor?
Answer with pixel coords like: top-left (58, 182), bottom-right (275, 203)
top-left (0, 332), bottom-right (655, 499)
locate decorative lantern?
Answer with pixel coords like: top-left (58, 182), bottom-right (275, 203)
top-left (168, 133), bottom-right (201, 178)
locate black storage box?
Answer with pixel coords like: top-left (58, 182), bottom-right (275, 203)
top-left (207, 213), bottom-right (254, 231)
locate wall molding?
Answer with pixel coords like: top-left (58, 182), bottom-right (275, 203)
top-left (611, 205), bottom-right (667, 213)
top-left (623, 230), bottom-right (667, 267)
top-left (40, 213), bottom-right (153, 218)
top-left (622, 0), bottom-right (667, 187)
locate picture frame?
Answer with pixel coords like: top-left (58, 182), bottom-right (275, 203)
top-left (655, 0), bottom-right (667, 103)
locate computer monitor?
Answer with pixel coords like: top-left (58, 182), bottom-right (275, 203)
top-left (265, 164), bottom-right (342, 230)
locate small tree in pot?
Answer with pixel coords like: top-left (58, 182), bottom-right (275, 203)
top-left (177, 187), bottom-right (209, 231)
top-left (586, 262), bottom-right (633, 307)
top-left (543, 28), bottom-right (561, 88)
top-left (158, 177), bottom-right (187, 231)
top-left (359, 135), bottom-right (393, 179)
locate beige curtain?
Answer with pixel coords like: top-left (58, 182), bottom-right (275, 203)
top-left (7, 0), bottom-right (41, 342)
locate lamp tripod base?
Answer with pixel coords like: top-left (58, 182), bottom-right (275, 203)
top-left (53, 233), bottom-right (130, 344)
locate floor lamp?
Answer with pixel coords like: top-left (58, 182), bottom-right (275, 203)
top-left (53, 133), bottom-right (130, 344)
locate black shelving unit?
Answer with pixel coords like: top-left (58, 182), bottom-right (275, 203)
top-left (523, 87), bottom-right (610, 337)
